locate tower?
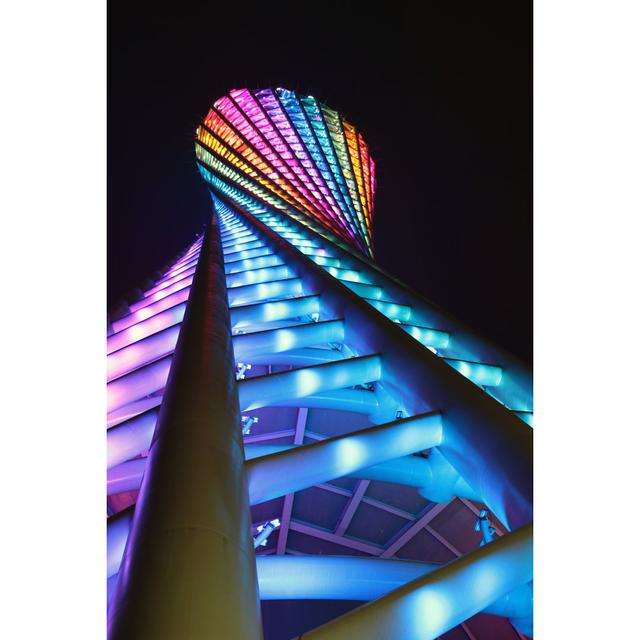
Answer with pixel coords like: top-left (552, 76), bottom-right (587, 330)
top-left (106, 88), bottom-right (533, 639)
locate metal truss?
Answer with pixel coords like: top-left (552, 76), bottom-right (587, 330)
top-left (106, 88), bottom-right (533, 640)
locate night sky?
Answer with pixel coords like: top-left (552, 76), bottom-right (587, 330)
top-left (108, 2), bottom-right (532, 363)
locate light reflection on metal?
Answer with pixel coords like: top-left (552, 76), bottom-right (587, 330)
top-left (246, 412), bottom-right (443, 505)
top-left (294, 524), bottom-right (533, 640)
top-left (106, 90), bottom-right (533, 640)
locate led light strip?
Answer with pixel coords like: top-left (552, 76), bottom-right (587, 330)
top-left (197, 87), bottom-right (375, 257)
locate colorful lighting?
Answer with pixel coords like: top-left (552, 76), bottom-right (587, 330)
top-left (196, 88), bottom-right (376, 257)
top-left (107, 91), bottom-right (533, 640)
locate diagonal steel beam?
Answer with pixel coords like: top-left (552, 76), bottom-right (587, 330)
top-left (289, 520), bottom-right (384, 556)
top-left (424, 524), bottom-right (462, 557)
top-left (317, 482), bottom-right (416, 522)
top-left (277, 494), bottom-right (295, 555)
top-left (316, 482), bottom-right (352, 498)
top-left (461, 621), bottom-right (479, 640)
top-left (294, 523), bottom-right (533, 640)
top-left (229, 194), bottom-right (533, 530)
top-left (243, 429), bottom-right (295, 444)
top-left (361, 496), bottom-right (415, 521)
top-left (246, 411), bottom-right (442, 505)
top-left (277, 408), bottom-right (308, 555)
top-left (238, 354), bottom-right (381, 412)
top-left (380, 502), bottom-right (451, 558)
top-left (334, 480), bottom-right (370, 537)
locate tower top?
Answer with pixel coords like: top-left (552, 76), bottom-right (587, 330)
top-left (196, 87), bottom-right (375, 257)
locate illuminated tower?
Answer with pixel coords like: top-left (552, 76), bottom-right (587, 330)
top-left (106, 88), bottom-right (533, 640)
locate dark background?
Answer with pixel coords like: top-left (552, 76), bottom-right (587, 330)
top-left (108, 1), bottom-right (532, 363)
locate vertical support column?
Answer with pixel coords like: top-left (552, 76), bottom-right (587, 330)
top-left (108, 215), bottom-right (262, 639)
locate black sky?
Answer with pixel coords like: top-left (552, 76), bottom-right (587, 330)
top-left (108, 1), bottom-right (532, 363)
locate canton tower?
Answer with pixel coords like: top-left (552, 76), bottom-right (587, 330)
top-left (106, 87), bottom-right (533, 640)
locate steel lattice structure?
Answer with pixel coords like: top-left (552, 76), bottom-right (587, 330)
top-left (106, 88), bottom-right (533, 640)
